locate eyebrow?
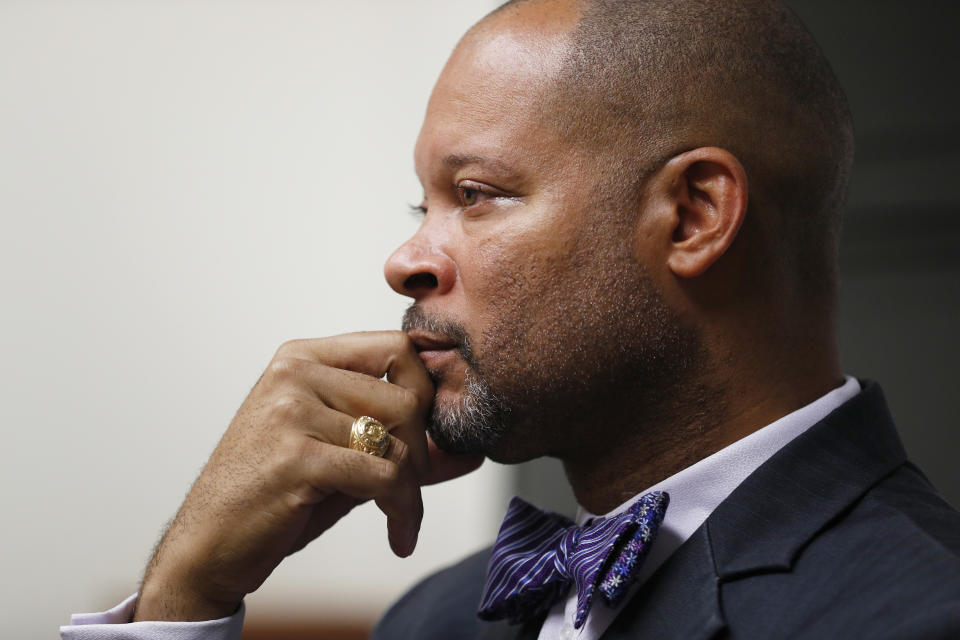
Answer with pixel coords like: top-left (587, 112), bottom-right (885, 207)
top-left (442, 154), bottom-right (521, 178)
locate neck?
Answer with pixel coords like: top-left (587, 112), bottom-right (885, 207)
top-left (560, 353), bottom-right (843, 514)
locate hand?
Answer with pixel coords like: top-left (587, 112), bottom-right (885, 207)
top-left (133, 331), bottom-right (482, 622)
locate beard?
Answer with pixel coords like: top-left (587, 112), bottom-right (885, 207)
top-left (402, 304), bottom-right (512, 454)
top-left (399, 163), bottom-right (713, 462)
top-left (400, 251), bottom-right (708, 463)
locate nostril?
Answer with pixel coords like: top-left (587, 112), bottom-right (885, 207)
top-left (404, 272), bottom-right (439, 291)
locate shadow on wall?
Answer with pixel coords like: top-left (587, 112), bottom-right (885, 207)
top-left (807, 0), bottom-right (960, 509)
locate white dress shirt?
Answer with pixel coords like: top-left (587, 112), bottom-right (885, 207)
top-left (60, 594), bottom-right (244, 640)
top-left (61, 377), bottom-right (860, 640)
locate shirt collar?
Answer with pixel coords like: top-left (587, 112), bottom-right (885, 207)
top-left (577, 376), bottom-right (861, 555)
top-left (548, 376), bottom-right (862, 640)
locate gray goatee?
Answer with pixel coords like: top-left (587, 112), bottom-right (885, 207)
top-left (401, 304), bottom-right (510, 454)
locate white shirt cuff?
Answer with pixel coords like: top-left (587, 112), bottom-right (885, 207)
top-left (60, 593), bottom-right (245, 640)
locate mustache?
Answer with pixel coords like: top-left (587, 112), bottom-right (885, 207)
top-left (401, 304), bottom-right (480, 370)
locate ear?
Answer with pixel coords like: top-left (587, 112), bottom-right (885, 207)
top-left (660, 147), bottom-right (748, 278)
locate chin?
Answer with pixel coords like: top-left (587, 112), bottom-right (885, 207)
top-left (428, 425), bottom-right (539, 465)
top-left (426, 392), bottom-right (510, 457)
top-left (424, 362), bottom-right (556, 462)
top-left (481, 444), bottom-right (542, 466)
top-left (426, 401), bottom-right (547, 465)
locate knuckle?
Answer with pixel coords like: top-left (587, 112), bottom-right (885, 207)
top-left (268, 393), bottom-right (309, 426)
top-left (395, 388), bottom-right (420, 418)
top-left (276, 339), bottom-right (304, 359)
top-left (389, 331), bottom-right (414, 354)
top-left (265, 357), bottom-right (300, 382)
top-left (273, 437), bottom-right (335, 505)
top-left (377, 459), bottom-right (401, 485)
top-left (336, 452), bottom-right (367, 483)
top-left (390, 438), bottom-right (410, 466)
top-left (267, 432), bottom-right (309, 478)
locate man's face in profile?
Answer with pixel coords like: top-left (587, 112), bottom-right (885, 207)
top-left (385, 8), bottom-right (694, 464)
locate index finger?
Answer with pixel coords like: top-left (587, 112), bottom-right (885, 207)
top-left (277, 331), bottom-right (433, 475)
top-left (278, 332), bottom-right (431, 408)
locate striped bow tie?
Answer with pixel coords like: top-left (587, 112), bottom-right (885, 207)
top-left (477, 492), bottom-right (669, 629)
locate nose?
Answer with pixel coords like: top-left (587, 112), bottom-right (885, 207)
top-left (384, 235), bottom-right (457, 300)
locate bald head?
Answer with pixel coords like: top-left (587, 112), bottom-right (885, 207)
top-left (483, 0), bottom-right (854, 304)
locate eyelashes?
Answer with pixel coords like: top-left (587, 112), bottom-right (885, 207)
top-left (407, 181), bottom-right (505, 218)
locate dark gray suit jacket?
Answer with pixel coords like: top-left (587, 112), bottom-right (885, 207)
top-left (373, 381), bottom-right (960, 639)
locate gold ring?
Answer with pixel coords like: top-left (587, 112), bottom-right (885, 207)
top-left (349, 415), bottom-right (390, 457)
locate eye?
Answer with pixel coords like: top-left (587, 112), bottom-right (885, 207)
top-left (452, 180), bottom-right (517, 212)
top-left (456, 184), bottom-right (481, 207)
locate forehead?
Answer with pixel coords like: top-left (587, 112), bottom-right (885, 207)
top-left (414, 11), bottom-right (576, 180)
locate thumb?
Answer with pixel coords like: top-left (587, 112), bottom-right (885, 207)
top-left (421, 436), bottom-right (485, 486)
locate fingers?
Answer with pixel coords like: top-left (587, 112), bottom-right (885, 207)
top-left (422, 435), bottom-right (485, 486)
top-left (249, 388), bottom-right (421, 474)
top-left (298, 437), bottom-right (423, 557)
top-left (136, 331), bottom-right (438, 621)
top-left (276, 332), bottom-right (433, 411)
top-left (262, 332), bottom-right (438, 556)
top-left (271, 359), bottom-right (422, 432)
top-left (288, 493), bottom-right (361, 554)
top-left (269, 335), bottom-right (433, 477)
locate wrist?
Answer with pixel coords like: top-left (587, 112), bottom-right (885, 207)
top-left (134, 570), bottom-right (241, 622)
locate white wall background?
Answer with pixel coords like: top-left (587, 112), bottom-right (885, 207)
top-left (0, 1), bottom-right (507, 637)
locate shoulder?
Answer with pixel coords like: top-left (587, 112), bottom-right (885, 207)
top-left (858, 462), bottom-right (960, 557)
top-left (816, 461), bottom-right (960, 588)
top-left (371, 547), bottom-right (493, 640)
top-left (724, 463), bottom-right (960, 638)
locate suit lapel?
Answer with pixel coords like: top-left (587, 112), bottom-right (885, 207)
top-left (599, 380), bottom-right (906, 637)
top-left (706, 380), bottom-right (906, 580)
top-left (602, 525), bottom-right (726, 639)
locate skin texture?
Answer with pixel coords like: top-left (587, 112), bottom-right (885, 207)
top-left (135, 0), bottom-right (845, 623)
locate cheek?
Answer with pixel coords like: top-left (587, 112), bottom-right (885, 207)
top-left (455, 193), bottom-right (609, 349)
top-left (469, 236), bottom-right (584, 350)
top-left (472, 219), bottom-right (643, 355)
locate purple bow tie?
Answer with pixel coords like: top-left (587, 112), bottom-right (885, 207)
top-left (477, 492), bottom-right (669, 629)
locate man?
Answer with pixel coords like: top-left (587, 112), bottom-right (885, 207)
top-left (62, 0), bottom-right (960, 638)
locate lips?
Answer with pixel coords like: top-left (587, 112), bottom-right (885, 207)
top-left (407, 330), bottom-right (459, 371)
top-left (407, 330), bottom-right (457, 353)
